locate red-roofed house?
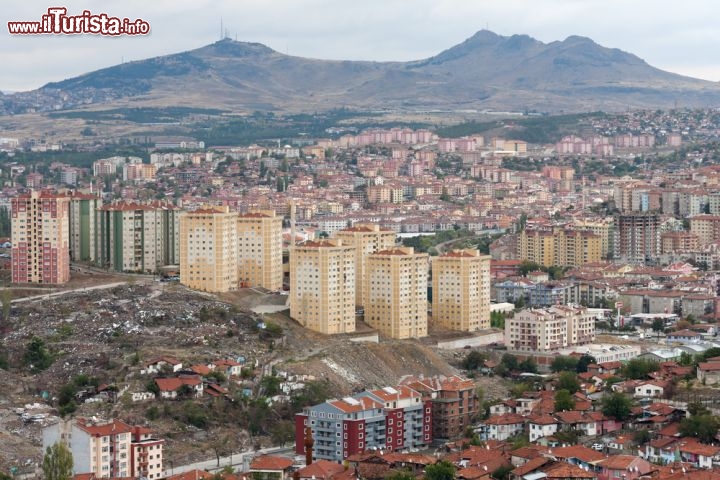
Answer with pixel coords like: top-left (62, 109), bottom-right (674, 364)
top-left (249, 455), bottom-right (294, 480)
top-left (295, 460), bottom-right (345, 480)
top-left (596, 455), bottom-right (652, 480)
top-left (155, 376), bottom-right (203, 399)
top-left (697, 362), bottom-right (720, 385)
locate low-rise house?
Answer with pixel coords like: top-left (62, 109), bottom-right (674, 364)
top-left (666, 329), bottom-right (703, 344)
top-left (295, 460), bottom-right (345, 480)
top-left (249, 455), bottom-right (294, 480)
top-left (214, 359), bottom-right (243, 378)
top-left (154, 376), bottom-right (203, 399)
top-left (483, 413), bottom-right (526, 441)
top-left (634, 381), bottom-right (666, 398)
top-left (677, 439), bottom-right (720, 469)
top-left (141, 356), bottom-right (183, 375)
top-left (697, 361), bottom-right (720, 385)
top-left (550, 445), bottom-right (605, 471)
top-left (528, 415), bottom-right (558, 442)
top-left (596, 455), bottom-right (652, 480)
top-left (554, 411), bottom-right (601, 437)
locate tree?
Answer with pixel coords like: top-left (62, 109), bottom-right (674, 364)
top-left (551, 356), bottom-right (579, 373)
top-left (43, 442), bottom-right (73, 480)
top-left (621, 358), bottom-right (659, 380)
top-left (500, 353), bottom-right (518, 372)
top-left (554, 389), bottom-right (575, 412)
top-left (633, 429), bottom-right (651, 445)
top-left (651, 318), bottom-right (665, 337)
top-left (0, 287), bottom-right (11, 324)
top-left (24, 337), bottom-right (54, 373)
top-left (386, 471), bottom-right (416, 480)
top-left (601, 392), bottom-right (633, 421)
top-left (556, 371), bottom-right (580, 394)
top-left (425, 460), bottom-right (455, 480)
top-left (680, 415), bottom-right (720, 443)
top-left (576, 355), bottom-right (596, 373)
top-left (519, 357), bottom-right (538, 374)
top-left (461, 350), bottom-right (486, 371)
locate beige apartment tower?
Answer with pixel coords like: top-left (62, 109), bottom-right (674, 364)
top-left (290, 239), bottom-right (356, 334)
top-left (335, 223), bottom-right (396, 307)
top-left (11, 190), bottom-right (70, 284)
top-left (364, 247), bottom-right (428, 339)
top-left (432, 249), bottom-right (491, 332)
top-left (179, 206), bottom-right (238, 293)
top-left (237, 210), bottom-right (283, 290)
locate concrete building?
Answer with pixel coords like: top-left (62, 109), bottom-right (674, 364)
top-left (179, 206), bottom-right (238, 293)
top-left (505, 305), bottom-right (595, 352)
top-left (290, 239), bottom-right (355, 335)
top-left (43, 417), bottom-right (164, 479)
top-left (11, 190), bottom-right (70, 284)
top-left (295, 396), bottom-right (386, 462)
top-left (64, 191), bottom-right (102, 263)
top-left (334, 223), bottom-right (396, 307)
top-left (690, 215), bottom-right (720, 246)
top-left (97, 201), bottom-right (180, 273)
top-left (519, 227), bottom-right (602, 267)
top-left (364, 247), bottom-right (428, 339)
top-left (401, 375), bottom-right (478, 443)
top-left (237, 211), bottom-right (283, 290)
top-left (574, 218), bottom-right (613, 259)
top-left (432, 249), bottom-right (491, 332)
top-left (617, 213), bottom-right (660, 264)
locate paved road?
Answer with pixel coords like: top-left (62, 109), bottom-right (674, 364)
top-left (164, 446), bottom-right (294, 477)
top-left (9, 281), bottom-right (133, 304)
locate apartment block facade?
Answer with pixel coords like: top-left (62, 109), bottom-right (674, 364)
top-left (518, 227), bottom-right (602, 267)
top-left (295, 396), bottom-right (386, 462)
top-left (179, 206), bottom-right (239, 292)
top-left (690, 215), bottom-right (720, 247)
top-left (237, 211), bottom-right (283, 291)
top-left (11, 190), bottom-right (70, 284)
top-left (295, 385), bottom-right (431, 462)
top-left (617, 213), bottom-right (660, 264)
top-left (290, 239), bottom-right (356, 334)
top-left (43, 418), bottom-right (163, 479)
top-left (96, 201), bottom-right (180, 273)
top-left (505, 305), bottom-right (595, 352)
top-left (334, 223), bottom-right (396, 307)
top-left (432, 249), bottom-right (491, 332)
top-left (400, 375), bottom-right (478, 443)
top-left (364, 247), bottom-right (428, 339)
top-left (65, 191), bottom-right (102, 263)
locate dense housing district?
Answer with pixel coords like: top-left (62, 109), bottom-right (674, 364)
top-left (5, 108), bottom-right (720, 480)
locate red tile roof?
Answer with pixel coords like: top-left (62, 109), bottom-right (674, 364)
top-left (250, 455), bottom-right (294, 471)
top-left (75, 418), bottom-right (132, 436)
top-left (296, 460), bottom-right (345, 480)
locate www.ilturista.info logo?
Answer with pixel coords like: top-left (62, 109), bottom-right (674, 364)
top-left (8, 7), bottom-right (150, 35)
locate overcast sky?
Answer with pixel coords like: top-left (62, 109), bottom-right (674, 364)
top-left (2, 0), bottom-right (720, 92)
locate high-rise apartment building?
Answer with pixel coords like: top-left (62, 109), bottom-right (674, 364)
top-left (432, 249), bottom-right (491, 332)
top-left (573, 218), bottom-right (613, 259)
top-left (43, 418), bottom-right (164, 479)
top-left (64, 191), bottom-right (102, 263)
top-left (237, 211), bottom-right (283, 291)
top-left (11, 190), bottom-right (70, 284)
top-left (179, 206), bottom-right (238, 293)
top-left (504, 305), bottom-right (595, 352)
top-left (334, 223), bottom-right (396, 307)
top-left (290, 239), bottom-right (355, 334)
top-left (617, 213), bottom-right (661, 264)
top-left (690, 215), bottom-right (720, 247)
top-left (518, 227), bottom-right (601, 268)
top-left (364, 247), bottom-right (428, 339)
top-left (96, 201), bottom-right (180, 273)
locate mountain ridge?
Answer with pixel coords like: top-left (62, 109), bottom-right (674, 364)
top-left (3, 30), bottom-right (719, 115)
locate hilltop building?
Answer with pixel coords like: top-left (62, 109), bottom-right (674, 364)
top-left (432, 249), bottom-right (491, 332)
top-left (334, 223), bottom-right (396, 307)
top-left (11, 190), bottom-right (70, 284)
top-left (364, 247), bottom-right (428, 339)
top-left (290, 239), bottom-right (356, 334)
